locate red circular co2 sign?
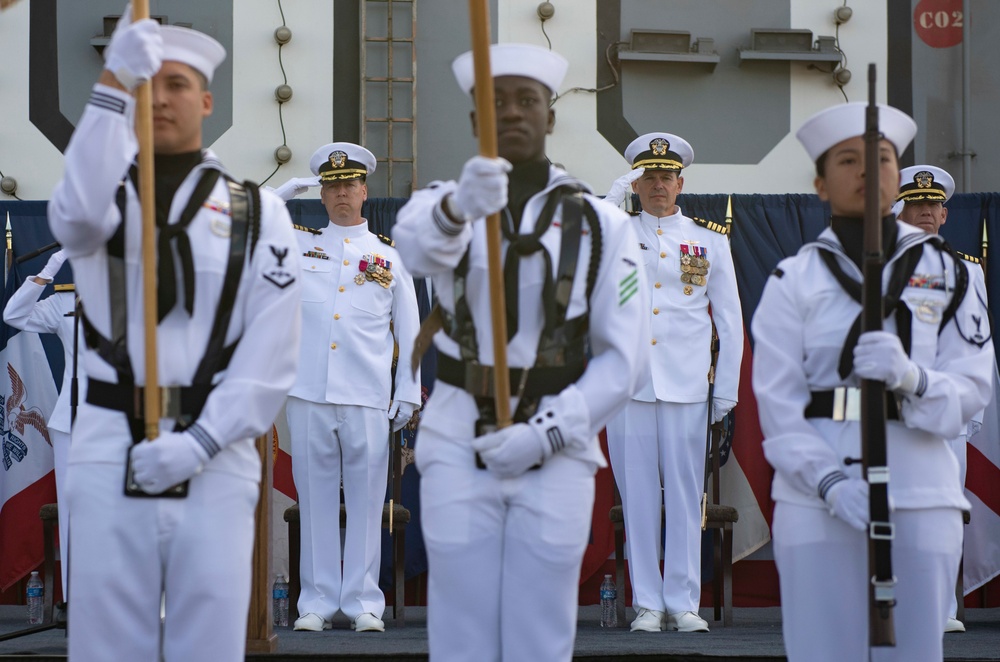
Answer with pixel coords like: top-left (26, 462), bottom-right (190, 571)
top-left (914, 0), bottom-right (964, 48)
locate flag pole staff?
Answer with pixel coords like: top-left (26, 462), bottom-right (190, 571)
top-left (467, 0), bottom-right (511, 428)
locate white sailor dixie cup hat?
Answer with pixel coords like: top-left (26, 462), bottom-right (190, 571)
top-left (896, 165), bottom-right (955, 204)
top-left (159, 25), bottom-right (226, 85)
top-left (795, 102), bottom-right (917, 163)
top-left (625, 132), bottom-right (694, 171)
top-left (309, 143), bottom-right (377, 182)
top-left (451, 43), bottom-right (569, 97)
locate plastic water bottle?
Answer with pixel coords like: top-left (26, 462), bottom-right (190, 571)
top-left (26, 571), bottom-right (44, 625)
top-left (600, 574), bottom-right (617, 628)
top-left (272, 575), bottom-right (289, 627)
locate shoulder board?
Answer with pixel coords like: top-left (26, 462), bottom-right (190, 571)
top-left (955, 250), bottom-right (980, 265)
top-left (692, 216), bottom-right (729, 235)
top-left (771, 267), bottom-right (784, 279)
top-left (53, 284), bottom-right (75, 292)
top-left (293, 224), bottom-right (322, 235)
top-left (378, 233), bottom-right (395, 247)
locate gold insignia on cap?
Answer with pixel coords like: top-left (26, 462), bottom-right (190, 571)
top-left (914, 171), bottom-right (934, 189)
top-left (650, 137), bottom-right (669, 156)
top-left (330, 151), bottom-right (348, 168)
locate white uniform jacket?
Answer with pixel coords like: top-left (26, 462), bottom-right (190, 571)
top-left (289, 221), bottom-right (420, 410)
top-left (3, 285), bottom-right (84, 435)
top-left (631, 208), bottom-right (742, 404)
top-left (752, 222), bottom-right (993, 511)
top-left (393, 167), bottom-right (650, 469)
top-left (48, 84), bottom-right (302, 481)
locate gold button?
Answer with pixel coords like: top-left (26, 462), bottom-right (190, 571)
top-left (651, 339), bottom-right (657, 345)
top-left (334, 313), bottom-right (340, 320)
top-left (344, 238), bottom-right (351, 243)
top-left (656, 228), bottom-right (663, 235)
top-left (330, 343), bottom-right (337, 350)
top-left (654, 282), bottom-right (661, 289)
top-left (339, 286), bottom-right (345, 292)
top-left (343, 259), bottom-right (350, 266)
top-left (660, 251), bottom-right (666, 258)
top-left (310, 266), bottom-right (316, 270)
top-left (653, 308), bottom-right (659, 315)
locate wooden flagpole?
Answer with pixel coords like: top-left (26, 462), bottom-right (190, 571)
top-left (467, 0), bottom-right (511, 428)
top-left (131, 0), bottom-right (160, 439)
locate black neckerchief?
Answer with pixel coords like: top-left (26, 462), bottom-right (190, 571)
top-left (153, 150), bottom-right (217, 320)
top-left (501, 159), bottom-right (554, 339)
top-left (830, 214), bottom-right (898, 268)
top-left (824, 215), bottom-right (921, 379)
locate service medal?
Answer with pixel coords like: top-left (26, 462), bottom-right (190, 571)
top-left (915, 300), bottom-right (942, 323)
top-left (681, 273), bottom-right (692, 284)
top-left (684, 285), bottom-right (693, 296)
top-left (681, 255), bottom-right (691, 266)
top-left (355, 273), bottom-right (366, 286)
top-left (692, 274), bottom-right (705, 286)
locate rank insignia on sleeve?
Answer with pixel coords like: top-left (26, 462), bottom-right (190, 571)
top-left (619, 268), bottom-right (638, 306)
top-left (263, 245), bottom-right (296, 289)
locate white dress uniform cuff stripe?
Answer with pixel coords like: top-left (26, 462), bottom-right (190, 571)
top-left (433, 199), bottom-right (466, 236)
top-left (89, 90), bottom-right (128, 115)
top-left (818, 470), bottom-right (848, 501)
top-left (188, 422), bottom-right (222, 458)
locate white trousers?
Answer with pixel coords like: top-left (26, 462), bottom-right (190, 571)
top-left (50, 428), bottom-right (70, 592)
top-left (420, 451), bottom-right (595, 662)
top-left (946, 434), bottom-right (967, 621)
top-left (607, 399), bottom-right (708, 613)
top-left (66, 463), bottom-right (258, 662)
top-left (773, 501), bottom-right (962, 662)
top-left (288, 397), bottom-right (389, 621)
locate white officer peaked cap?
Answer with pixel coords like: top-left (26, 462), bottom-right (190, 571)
top-left (796, 102), bottom-right (917, 164)
top-left (309, 142), bottom-right (377, 181)
top-left (160, 25), bottom-right (226, 85)
top-left (897, 165), bottom-right (955, 203)
top-left (625, 132), bottom-right (694, 171)
top-left (451, 43), bottom-right (569, 97)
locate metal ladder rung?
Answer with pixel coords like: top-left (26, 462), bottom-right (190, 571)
top-left (363, 77), bottom-right (415, 83)
top-left (365, 37), bottom-right (414, 44)
top-left (365, 117), bottom-right (414, 123)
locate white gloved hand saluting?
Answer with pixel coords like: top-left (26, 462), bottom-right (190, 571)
top-left (603, 168), bottom-right (644, 207)
top-left (712, 398), bottom-right (736, 424)
top-left (130, 431), bottom-right (209, 494)
top-left (104, 4), bottom-right (163, 92)
top-left (390, 402), bottom-right (417, 432)
top-left (34, 250), bottom-right (66, 283)
top-left (269, 176), bottom-right (321, 202)
top-left (853, 330), bottom-right (925, 395)
top-left (445, 155), bottom-right (512, 222)
top-left (822, 476), bottom-right (869, 531)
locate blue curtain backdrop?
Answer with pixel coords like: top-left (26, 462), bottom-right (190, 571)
top-left (3, 191), bottom-right (997, 593)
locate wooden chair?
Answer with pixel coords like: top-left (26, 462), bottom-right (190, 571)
top-left (608, 422), bottom-right (739, 627)
top-left (284, 432), bottom-right (410, 626)
top-left (39, 503), bottom-right (58, 624)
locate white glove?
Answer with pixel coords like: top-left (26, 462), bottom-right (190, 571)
top-left (35, 250), bottom-right (66, 282)
top-left (853, 330), bottom-right (923, 394)
top-left (130, 431), bottom-right (209, 494)
top-left (603, 168), bottom-right (644, 207)
top-left (823, 477), bottom-right (869, 531)
top-left (471, 422), bottom-right (547, 479)
top-left (712, 398), bottom-right (736, 424)
top-left (391, 402), bottom-right (417, 432)
top-left (270, 176), bottom-right (321, 202)
top-left (104, 5), bottom-right (163, 92)
top-left (446, 155), bottom-right (512, 222)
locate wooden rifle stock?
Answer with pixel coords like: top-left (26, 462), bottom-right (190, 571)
top-left (860, 63), bottom-right (896, 648)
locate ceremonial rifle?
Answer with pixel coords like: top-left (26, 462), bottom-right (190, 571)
top-left (467, 0), bottom-right (511, 428)
top-left (860, 63), bottom-right (896, 648)
top-left (701, 325), bottom-right (720, 530)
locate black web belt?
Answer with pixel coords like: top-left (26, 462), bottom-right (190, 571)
top-left (805, 387), bottom-right (901, 421)
top-left (86, 378), bottom-right (218, 436)
top-left (436, 353), bottom-right (583, 402)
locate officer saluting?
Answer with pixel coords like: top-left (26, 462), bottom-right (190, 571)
top-left (393, 43), bottom-right (648, 662)
top-left (752, 103), bottom-right (993, 661)
top-left (288, 142), bottom-right (420, 634)
top-left (893, 164), bottom-right (988, 634)
top-left (604, 133), bottom-right (743, 633)
top-left (47, 8), bottom-right (302, 662)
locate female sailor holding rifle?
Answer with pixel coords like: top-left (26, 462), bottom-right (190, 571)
top-left (751, 102), bottom-right (992, 661)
